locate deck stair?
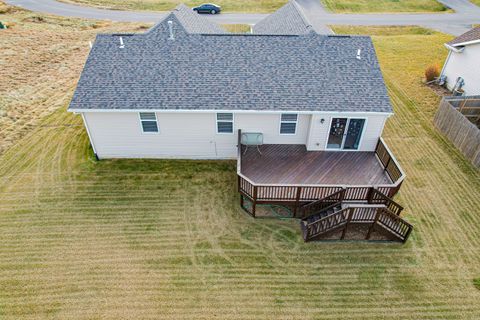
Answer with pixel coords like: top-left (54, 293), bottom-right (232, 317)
top-left (299, 189), bottom-right (413, 243)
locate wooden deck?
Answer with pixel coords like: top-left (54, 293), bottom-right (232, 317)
top-left (240, 144), bottom-right (392, 186)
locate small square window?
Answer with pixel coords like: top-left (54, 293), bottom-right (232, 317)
top-left (139, 112), bottom-right (159, 133)
top-left (216, 113), bottom-right (233, 134)
top-left (280, 113), bottom-right (297, 134)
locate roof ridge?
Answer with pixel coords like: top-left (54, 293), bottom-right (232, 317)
top-left (289, 0), bottom-right (312, 30)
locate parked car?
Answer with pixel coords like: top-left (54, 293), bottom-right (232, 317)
top-left (193, 3), bottom-right (221, 14)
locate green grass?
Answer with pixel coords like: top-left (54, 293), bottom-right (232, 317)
top-left (1, 5), bottom-right (480, 318)
top-left (222, 24), bottom-right (252, 33)
top-left (58, 0), bottom-right (288, 13)
top-left (471, 0), bottom-right (480, 7)
top-left (474, 278), bottom-right (480, 290)
top-left (322, 0), bottom-right (449, 13)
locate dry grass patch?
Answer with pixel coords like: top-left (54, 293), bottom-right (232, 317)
top-left (322, 0), bottom-right (449, 13)
top-left (0, 2), bottom-right (146, 155)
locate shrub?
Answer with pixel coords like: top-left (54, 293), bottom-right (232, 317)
top-left (425, 64), bottom-right (440, 82)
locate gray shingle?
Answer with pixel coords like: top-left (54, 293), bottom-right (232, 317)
top-left (68, 10), bottom-right (392, 114)
top-left (253, 1), bottom-right (312, 35)
top-left (447, 26), bottom-right (480, 47)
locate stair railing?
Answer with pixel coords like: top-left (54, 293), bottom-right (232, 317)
top-left (303, 207), bottom-right (350, 241)
top-left (299, 188), bottom-right (346, 219)
top-left (368, 188), bottom-right (404, 216)
top-left (373, 208), bottom-right (413, 243)
top-left (303, 205), bottom-right (413, 243)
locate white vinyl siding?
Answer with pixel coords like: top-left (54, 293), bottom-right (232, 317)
top-left (139, 112), bottom-right (158, 133)
top-left (81, 111), bottom-right (388, 159)
top-left (442, 43), bottom-right (480, 95)
top-left (82, 112), bottom-right (311, 159)
top-left (306, 114), bottom-right (388, 152)
top-left (216, 113), bottom-right (233, 134)
top-left (280, 113), bottom-right (298, 134)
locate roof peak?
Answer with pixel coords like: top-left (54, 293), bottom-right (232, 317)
top-left (147, 3), bottom-right (228, 35)
top-left (252, 0), bottom-right (313, 35)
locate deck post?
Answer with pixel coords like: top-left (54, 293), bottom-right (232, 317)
top-left (387, 180), bottom-right (402, 198)
top-left (366, 187), bottom-right (375, 204)
top-left (252, 186), bottom-right (258, 218)
top-left (340, 207), bottom-right (354, 240)
top-left (293, 187), bottom-right (302, 218)
top-left (366, 208), bottom-right (381, 240)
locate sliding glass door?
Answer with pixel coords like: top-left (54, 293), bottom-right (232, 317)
top-left (327, 118), bottom-right (365, 150)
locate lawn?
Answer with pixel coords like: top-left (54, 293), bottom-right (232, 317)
top-left (58, 0), bottom-right (287, 13)
top-left (1, 3), bottom-right (480, 319)
top-left (222, 24), bottom-right (252, 33)
top-left (322, 0), bottom-right (448, 13)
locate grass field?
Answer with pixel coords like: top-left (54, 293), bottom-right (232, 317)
top-left (58, 0), bottom-right (287, 13)
top-left (322, 0), bottom-right (448, 13)
top-left (222, 24), bottom-right (252, 33)
top-left (0, 2), bottom-right (150, 154)
top-left (1, 3), bottom-right (480, 318)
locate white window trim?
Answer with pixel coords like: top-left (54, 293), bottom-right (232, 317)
top-left (138, 112), bottom-right (159, 134)
top-left (324, 117), bottom-right (368, 151)
top-left (216, 113), bottom-right (234, 134)
top-left (279, 113), bottom-right (298, 135)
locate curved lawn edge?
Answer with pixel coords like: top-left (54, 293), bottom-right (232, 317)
top-left (55, 0), bottom-right (288, 13)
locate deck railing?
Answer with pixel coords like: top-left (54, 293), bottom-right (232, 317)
top-left (237, 130), bottom-right (406, 218)
top-left (299, 189), bottom-right (345, 219)
top-left (375, 137), bottom-right (405, 185)
top-left (302, 205), bottom-right (413, 242)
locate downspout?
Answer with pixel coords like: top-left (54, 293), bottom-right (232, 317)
top-left (80, 113), bottom-right (99, 160)
top-left (439, 48), bottom-right (452, 78)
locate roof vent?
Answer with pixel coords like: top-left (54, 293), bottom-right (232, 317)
top-left (119, 36), bottom-right (125, 49)
top-left (167, 20), bottom-right (175, 40)
top-left (356, 49), bottom-right (361, 60)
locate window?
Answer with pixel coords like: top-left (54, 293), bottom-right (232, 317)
top-left (216, 113), bottom-right (233, 134)
top-left (139, 112), bottom-right (159, 133)
top-left (280, 113), bottom-right (297, 134)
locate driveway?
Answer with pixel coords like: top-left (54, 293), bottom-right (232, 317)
top-left (5, 0), bottom-right (480, 35)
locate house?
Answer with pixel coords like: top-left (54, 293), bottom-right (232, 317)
top-left (69, 2), bottom-right (412, 242)
top-left (440, 26), bottom-right (480, 95)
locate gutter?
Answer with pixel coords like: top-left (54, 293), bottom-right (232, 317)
top-left (444, 43), bottom-right (465, 53)
top-left (69, 108), bottom-right (394, 116)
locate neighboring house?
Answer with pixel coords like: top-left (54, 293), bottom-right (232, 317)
top-left (441, 26), bottom-right (480, 95)
top-left (69, 2), bottom-right (412, 242)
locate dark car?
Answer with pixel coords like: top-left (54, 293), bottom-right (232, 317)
top-left (193, 3), bottom-right (221, 14)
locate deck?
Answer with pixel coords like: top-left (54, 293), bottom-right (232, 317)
top-left (240, 144), bottom-right (392, 186)
top-left (236, 133), bottom-right (405, 218)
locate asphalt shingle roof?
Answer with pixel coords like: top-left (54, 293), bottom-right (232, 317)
top-left (68, 7), bottom-right (392, 114)
top-left (253, 1), bottom-right (312, 35)
top-left (447, 26), bottom-right (480, 47)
